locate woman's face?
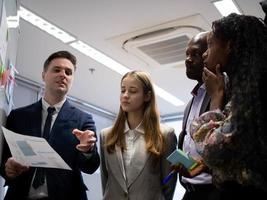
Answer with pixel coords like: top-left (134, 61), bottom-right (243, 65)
top-left (120, 75), bottom-right (150, 114)
top-left (202, 31), bottom-right (230, 73)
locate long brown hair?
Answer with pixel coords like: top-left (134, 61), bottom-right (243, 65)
top-left (105, 70), bottom-right (165, 156)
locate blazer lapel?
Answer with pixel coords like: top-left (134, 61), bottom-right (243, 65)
top-left (178, 98), bottom-right (193, 149)
top-left (126, 137), bottom-right (149, 187)
top-left (182, 98), bottom-right (193, 129)
top-left (30, 100), bottom-right (42, 137)
top-left (54, 100), bottom-right (74, 123)
top-left (48, 100), bottom-right (76, 143)
top-left (200, 93), bottom-right (211, 114)
top-left (115, 146), bottom-right (127, 181)
top-left (108, 145), bottom-right (127, 191)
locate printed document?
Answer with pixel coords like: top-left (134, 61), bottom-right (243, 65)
top-left (1, 126), bottom-right (71, 170)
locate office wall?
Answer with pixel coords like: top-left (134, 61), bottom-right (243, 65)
top-left (0, 0), bottom-right (20, 199)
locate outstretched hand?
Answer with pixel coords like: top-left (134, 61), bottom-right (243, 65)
top-left (72, 129), bottom-right (96, 153)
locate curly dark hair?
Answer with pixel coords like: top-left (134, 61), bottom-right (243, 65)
top-left (210, 13), bottom-right (267, 189)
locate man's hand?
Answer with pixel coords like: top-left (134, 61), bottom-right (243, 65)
top-left (5, 157), bottom-right (29, 179)
top-left (171, 159), bottom-right (207, 178)
top-left (72, 129), bottom-right (97, 153)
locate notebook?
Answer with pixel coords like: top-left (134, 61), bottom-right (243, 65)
top-left (167, 149), bottom-right (198, 170)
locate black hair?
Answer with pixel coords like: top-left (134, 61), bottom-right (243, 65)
top-left (208, 13), bottom-right (267, 189)
top-left (260, 0), bottom-right (267, 24)
top-left (43, 50), bottom-right (77, 71)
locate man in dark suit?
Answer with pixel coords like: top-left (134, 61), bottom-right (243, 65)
top-left (0, 51), bottom-right (100, 200)
top-left (177, 32), bottom-right (221, 200)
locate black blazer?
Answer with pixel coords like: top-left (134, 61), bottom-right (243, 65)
top-left (178, 86), bottom-right (210, 186)
top-left (0, 100), bottom-right (100, 200)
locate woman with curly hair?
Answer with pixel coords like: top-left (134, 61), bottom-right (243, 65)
top-left (190, 13), bottom-right (267, 199)
top-left (99, 70), bottom-right (177, 200)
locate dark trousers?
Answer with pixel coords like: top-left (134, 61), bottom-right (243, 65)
top-left (182, 183), bottom-right (221, 200)
top-left (219, 181), bottom-right (267, 200)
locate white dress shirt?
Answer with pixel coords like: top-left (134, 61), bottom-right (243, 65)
top-left (28, 98), bottom-right (66, 199)
top-left (122, 121), bottom-right (145, 184)
top-left (182, 84), bottom-right (212, 185)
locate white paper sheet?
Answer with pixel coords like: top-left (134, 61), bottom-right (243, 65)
top-left (1, 126), bottom-right (71, 170)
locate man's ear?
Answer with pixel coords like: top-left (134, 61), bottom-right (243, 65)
top-left (42, 71), bottom-right (45, 81)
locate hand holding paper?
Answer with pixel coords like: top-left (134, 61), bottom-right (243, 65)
top-left (5, 157), bottom-right (29, 179)
top-left (1, 126), bottom-right (71, 170)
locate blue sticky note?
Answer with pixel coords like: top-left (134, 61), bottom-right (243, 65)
top-left (167, 149), bottom-right (197, 170)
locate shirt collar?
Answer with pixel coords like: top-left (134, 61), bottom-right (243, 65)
top-left (124, 120), bottom-right (145, 135)
top-left (191, 83), bottom-right (206, 97)
top-left (42, 98), bottom-right (66, 113)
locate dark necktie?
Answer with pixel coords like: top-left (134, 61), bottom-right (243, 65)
top-left (32, 107), bottom-right (55, 189)
top-left (43, 107), bottom-right (56, 140)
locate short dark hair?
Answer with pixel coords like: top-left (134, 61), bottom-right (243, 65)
top-left (43, 50), bottom-right (77, 71)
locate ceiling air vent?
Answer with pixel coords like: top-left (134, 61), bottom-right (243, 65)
top-left (137, 35), bottom-right (189, 65)
top-left (123, 26), bottom-right (202, 68)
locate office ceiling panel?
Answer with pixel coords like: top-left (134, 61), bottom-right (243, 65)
top-left (15, 0), bottom-right (265, 118)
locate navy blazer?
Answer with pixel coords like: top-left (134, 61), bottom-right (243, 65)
top-left (0, 100), bottom-right (100, 200)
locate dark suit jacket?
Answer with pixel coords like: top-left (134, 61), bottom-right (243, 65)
top-left (0, 100), bottom-right (100, 200)
top-left (178, 85), bottom-right (210, 149)
top-left (178, 85), bottom-right (210, 186)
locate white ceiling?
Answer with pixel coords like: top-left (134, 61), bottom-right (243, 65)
top-left (15, 0), bottom-right (264, 118)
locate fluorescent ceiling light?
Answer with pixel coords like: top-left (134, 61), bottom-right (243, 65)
top-left (19, 6), bottom-right (184, 107)
top-left (212, 0), bottom-right (241, 16)
top-left (19, 7), bottom-right (76, 43)
top-left (154, 85), bottom-right (184, 106)
top-left (70, 40), bottom-right (184, 106)
top-left (7, 15), bottom-right (20, 28)
top-left (70, 40), bottom-right (130, 75)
